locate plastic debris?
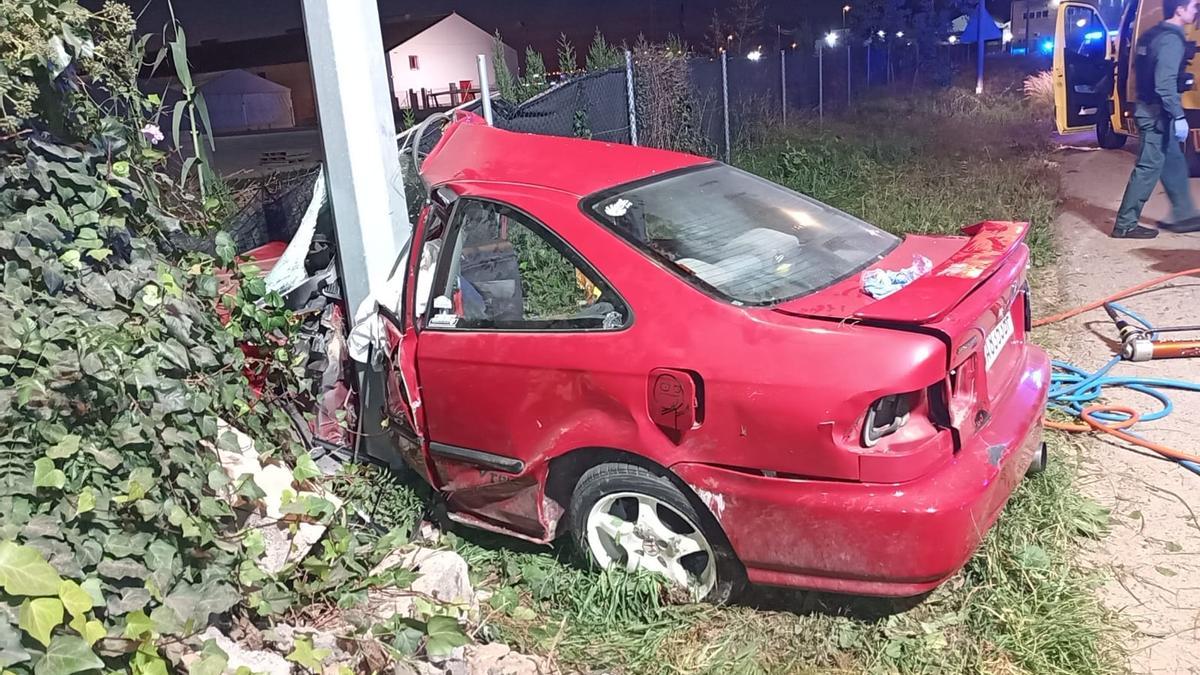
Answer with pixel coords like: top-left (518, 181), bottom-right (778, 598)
top-left (861, 255), bottom-right (933, 300)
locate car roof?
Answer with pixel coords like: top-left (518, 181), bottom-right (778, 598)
top-left (419, 113), bottom-right (713, 198)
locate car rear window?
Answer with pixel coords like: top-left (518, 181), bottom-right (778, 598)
top-left (586, 165), bottom-right (898, 305)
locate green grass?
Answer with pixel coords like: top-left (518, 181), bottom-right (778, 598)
top-left (333, 91), bottom-right (1122, 674)
top-left (736, 91), bottom-right (1060, 268)
top-left (344, 435), bottom-right (1120, 674)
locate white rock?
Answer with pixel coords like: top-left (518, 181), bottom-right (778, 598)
top-left (368, 547), bottom-right (476, 620)
top-left (199, 627), bottom-right (292, 675)
top-left (212, 420), bottom-right (343, 573)
top-left (463, 643), bottom-right (557, 675)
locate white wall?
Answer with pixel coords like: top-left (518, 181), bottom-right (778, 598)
top-left (387, 13), bottom-right (519, 108)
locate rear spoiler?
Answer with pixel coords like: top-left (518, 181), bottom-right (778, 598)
top-left (852, 221), bottom-right (1030, 325)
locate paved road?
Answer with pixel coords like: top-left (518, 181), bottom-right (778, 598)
top-left (1047, 133), bottom-right (1200, 675)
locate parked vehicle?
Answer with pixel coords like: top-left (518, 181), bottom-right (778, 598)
top-left (1052, 0), bottom-right (1200, 173)
top-left (352, 113), bottom-right (1050, 602)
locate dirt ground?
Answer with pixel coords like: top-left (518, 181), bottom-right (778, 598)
top-left (1044, 133), bottom-right (1200, 675)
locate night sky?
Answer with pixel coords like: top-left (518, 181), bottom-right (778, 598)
top-left (125, 0), bottom-right (859, 57)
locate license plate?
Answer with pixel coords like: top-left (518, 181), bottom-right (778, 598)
top-left (985, 312), bottom-right (1015, 370)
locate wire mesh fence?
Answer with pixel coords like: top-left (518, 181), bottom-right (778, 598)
top-left (478, 43), bottom-right (932, 162)
top-left (491, 67), bottom-right (634, 143)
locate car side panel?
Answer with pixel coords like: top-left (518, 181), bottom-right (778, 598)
top-left (414, 184), bottom-right (952, 541)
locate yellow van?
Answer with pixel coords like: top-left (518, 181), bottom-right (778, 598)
top-left (1053, 0), bottom-right (1200, 173)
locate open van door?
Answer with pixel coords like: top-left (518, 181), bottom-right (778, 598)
top-left (1053, 2), bottom-right (1113, 134)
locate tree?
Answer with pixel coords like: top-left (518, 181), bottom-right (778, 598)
top-left (557, 33), bottom-right (578, 76)
top-left (729, 0), bottom-right (766, 54)
top-left (849, 0), bottom-right (970, 85)
top-left (492, 31), bottom-right (519, 101)
top-left (704, 9), bottom-right (728, 56)
top-left (519, 47), bottom-right (548, 101)
top-left (585, 29), bottom-right (624, 72)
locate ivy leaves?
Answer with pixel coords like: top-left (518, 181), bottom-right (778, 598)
top-left (0, 80), bottom-right (289, 675)
top-left (0, 543), bottom-right (108, 672)
top-left (0, 543), bottom-right (62, 597)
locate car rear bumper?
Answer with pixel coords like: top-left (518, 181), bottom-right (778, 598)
top-left (672, 345), bottom-right (1051, 597)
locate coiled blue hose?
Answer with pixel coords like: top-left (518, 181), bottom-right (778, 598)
top-left (1048, 302), bottom-right (1200, 476)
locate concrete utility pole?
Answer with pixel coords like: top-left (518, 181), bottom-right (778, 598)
top-left (301, 0), bottom-right (410, 318)
top-left (302, 0), bottom-right (410, 463)
top-left (976, 0), bottom-right (986, 95)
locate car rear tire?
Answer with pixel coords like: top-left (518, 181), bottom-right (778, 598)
top-left (1096, 111), bottom-right (1127, 150)
top-left (1026, 441), bottom-right (1049, 477)
top-left (569, 463), bottom-right (742, 604)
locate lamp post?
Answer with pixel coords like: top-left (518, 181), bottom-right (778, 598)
top-left (843, 4), bottom-right (851, 28)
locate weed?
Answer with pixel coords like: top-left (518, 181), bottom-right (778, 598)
top-left (735, 105), bottom-right (1059, 267)
top-left (1024, 71), bottom-right (1056, 119)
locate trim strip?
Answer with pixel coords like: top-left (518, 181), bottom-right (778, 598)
top-left (429, 442), bottom-right (525, 474)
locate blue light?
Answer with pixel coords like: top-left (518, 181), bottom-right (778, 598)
top-left (1083, 30), bottom-right (1104, 41)
top-left (1040, 38), bottom-right (1054, 54)
top-left (1011, 46), bottom-right (1028, 55)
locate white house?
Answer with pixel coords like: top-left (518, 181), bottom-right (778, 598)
top-left (145, 69), bottom-right (296, 136)
top-left (384, 13), bottom-right (519, 110)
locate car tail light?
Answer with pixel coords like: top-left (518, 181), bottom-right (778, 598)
top-left (949, 353), bottom-right (980, 433)
top-left (862, 392), bottom-right (916, 447)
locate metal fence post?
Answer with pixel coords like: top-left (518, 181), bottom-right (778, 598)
top-left (476, 54), bottom-right (493, 126)
top-left (780, 50), bottom-right (787, 124)
top-left (847, 43), bottom-right (852, 107)
top-left (721, 51), bottom-right (730, 163)
top-left (625, 49), bottom-right (639, 146)
top-left (818, 44), bottom-right (824, 123)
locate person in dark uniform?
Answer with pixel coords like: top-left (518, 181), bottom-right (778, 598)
top-left (1113, 0), bottom-right (1200, 239)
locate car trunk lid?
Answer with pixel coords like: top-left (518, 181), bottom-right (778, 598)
top-left (775, 221), bottom-right (1032, 439)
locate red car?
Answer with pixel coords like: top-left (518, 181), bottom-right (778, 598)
top-left (370, 113), bottom-right (1050, 602)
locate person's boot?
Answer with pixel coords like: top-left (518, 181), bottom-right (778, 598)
top-left (1111, 225), bottom-right (1160, 239)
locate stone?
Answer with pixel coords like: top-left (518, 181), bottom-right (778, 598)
top-left (212, 420), bottom-right (343, 573)
top-left (198, 627), bottom-right (292, 675)
top-left (463, 643), bottom-right (557, 675)
top-left (263, 623), bottom-right (353, 669)
top-left (367, 547), bottom-right (476, 621)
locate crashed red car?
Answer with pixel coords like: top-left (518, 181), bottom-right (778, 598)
top-left (361, 113), bottom-right (1053, 601)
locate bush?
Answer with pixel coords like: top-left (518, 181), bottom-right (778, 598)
top-left (0, 3), bottom-right (304, 673)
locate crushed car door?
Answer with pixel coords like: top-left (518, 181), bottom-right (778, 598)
top-left (378, 199), bottom-right (452, 482)
top-left (413, 197), bottom-right (634, 540)
top-left (1054, 2), bottom-right (1112, 134)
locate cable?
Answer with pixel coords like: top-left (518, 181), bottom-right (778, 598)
top-left (1036, 272), bottom-right (1200, 476)
top-left (1033, 266), bottom-right (1200, 328)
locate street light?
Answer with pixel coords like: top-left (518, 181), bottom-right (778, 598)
top-left (843, 4), bottom-right (851, 27)
top-left (896, 31), bottom-right (905, 38)
top-left (748, 48), bottom-right (763, 61)
top-left (948, 35), bottom-right (958, 44)
top-left (877, 29), bottom-right (886, 39)
top-left (825, 31), bottom-right (840, 47)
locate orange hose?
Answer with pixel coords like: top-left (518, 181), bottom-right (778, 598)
top-left (1034, 268), bottom-right (1200, 465)
top-left (1079, 406), bottom-right (1200, 464)
top-left (1033, 267), bottom-right (1200, 328)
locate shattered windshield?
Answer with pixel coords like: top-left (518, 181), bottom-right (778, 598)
top-left (587, 165), bottom-right (898, 305)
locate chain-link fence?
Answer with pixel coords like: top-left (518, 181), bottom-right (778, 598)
top-left (469, 43), bottom-right (935, 163)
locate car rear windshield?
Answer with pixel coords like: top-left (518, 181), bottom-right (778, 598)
top-left (586, 165), bottom-right (898, 305)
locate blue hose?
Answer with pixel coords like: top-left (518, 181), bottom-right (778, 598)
top-left (1048, 303), bottom-right (1200, 476)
